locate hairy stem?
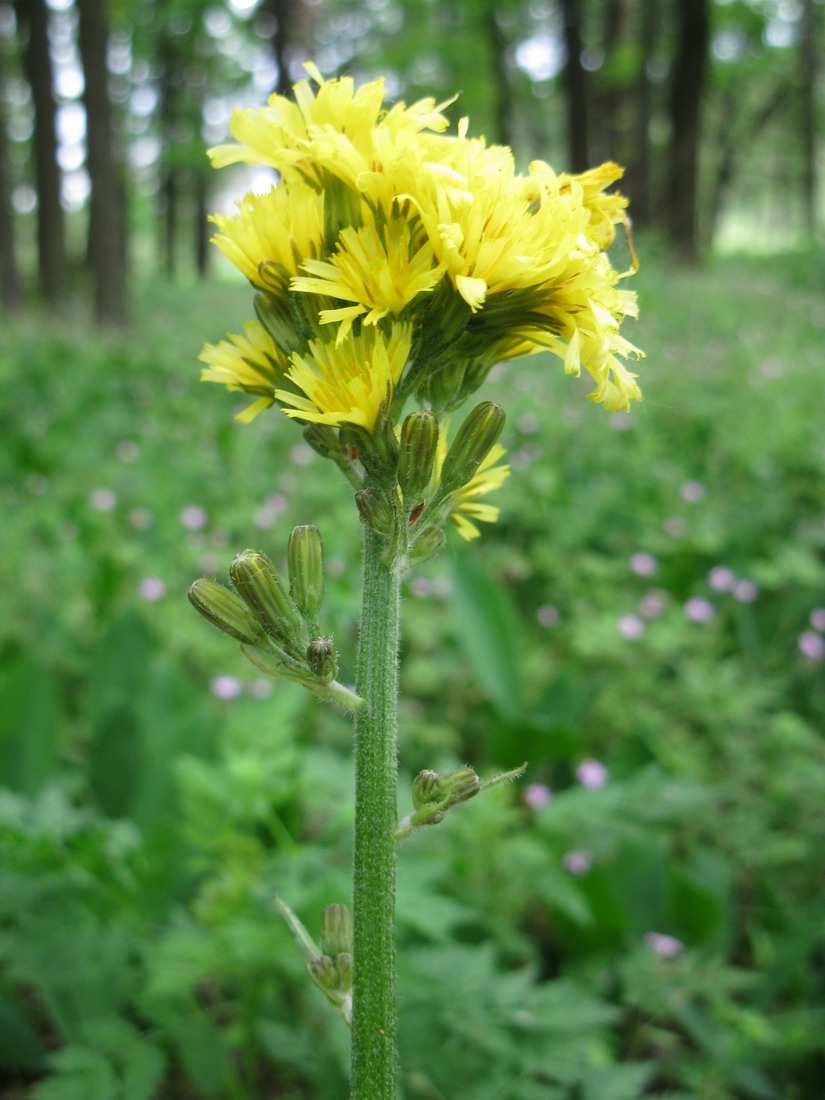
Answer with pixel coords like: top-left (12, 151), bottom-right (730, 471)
top-left (350, 523), bottom-right (401, 1099)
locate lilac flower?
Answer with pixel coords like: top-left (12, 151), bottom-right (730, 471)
top-left (680, 480), bottom-right (706, 503)
top-left (618, 614), bottom-right (645, 640)
top-left (90, 488), bottom-right (117, 512)
top-left (629, 552), bottom-right (658, 577)
top-left (181, 505), bottom-right (208, 530)
top-left (684, 596), bottom-right (715, 623)
top-left (708, 565), bottom-right (735, 592)
top-left (732, 579), bottom-right (758, 603)
top-left (524, 783), bottom-right (553, 809)
top-left (576, 758), bottom-right (608, 789)
top-left (562, 850), bottom-right (592, 875)
top-left (643, 931), bottom-right (684, 959)
top-left (210, 675), bottom-right (242, 700)
top-left (638, 590), bottom-right (667, 620)
top-left (138, 577), bottom-right (166, 601)
top-left (808, 608), bottom-right (825, 632)
top-left (798, 631), bottom-right (825, 660)
top-left (537, 604), bottom-right (560, 628)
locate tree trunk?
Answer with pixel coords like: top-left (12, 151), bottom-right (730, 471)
top-left (799, 0), bottom-right (819, 236)
top-left (483, 3), bottom-right (515, 148)
top-left (0, 42), bottom-right (23, 312)
top-left (264, 0), bottom-right (293, 96)
top-left (195, 170), bottom-right (209, 277)
top-left (76, 0), bottom-right (128, 326)
top-left (666, 0), bottom-right (710, 261)
top-left (14, 0), bottom-right (68, 303)
top-left (623, 0), bottom-right (659, 224)
top-left (705, 84), bottom-right (785, 246)
top-left (560, 0), bottom-right (590, 172)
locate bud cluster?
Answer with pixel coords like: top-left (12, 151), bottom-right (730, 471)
top-left (397, 761), bottom-right (527, 841)
top-left (275, 897), bottom-right (353, 1026)
top-left (347, 399), bottom-right (507, 568)
top-left (189, 525), bottom-right (347, 700)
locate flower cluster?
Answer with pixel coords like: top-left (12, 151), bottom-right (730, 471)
top-left (200, 63), bottom-right (642, 540)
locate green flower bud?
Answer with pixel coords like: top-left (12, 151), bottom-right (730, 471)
top-left (308, 954), bottom-right (338, 993)
top-left (306, 636), bottom-right (338, 683)
top-left (188, 579), bottom-right (265, 646)
top-left (229, 550), bottom-right (307, 650)
top-left (288, 526), bottom-right (324, 621)
top-left (398, 410), bottom-right (438, 505)
top-left (441, 766), bottom-right (481, 807)
top-left (335, 952), bottom-right (353, 993)
top-left (408, 526), bottom-right (446, 567)
top-left (355, 488), bottom-right (393, 537)
top-left (303, 423), bottom-right (342, 461)
top-left (320, 904), bottom-right (352, 958)
top-left (340, 411), bottom-right (399, 484)
top-left (412, 769), bottom-right (444, 809)
top-left (439, 401), bottom-right (505, 493)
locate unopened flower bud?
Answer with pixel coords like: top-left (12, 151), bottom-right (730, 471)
top-left (412, 769), bottom-right (444, 809)
top-left (308, 955), bottom-right (338, 993)
top-left (398, 410), bottom-right (438, 505)
top-left (439, 401), bottom-right (505, 493)
top-left (188, 578), bottom-right (265, 646)
top-left (307, 636), bottom-right (338, 683)
top-left (355, 488), bottom-right (393, 537)
top-left (341, 413), bottom-right (398, 484)
top-left (334, 952), bottom-right (353, 993)
top-left (288, 526), bottom-right (324, 622)
top-left (441, 766), bottom-right (481, 807)
top-left (258, 259), bottom-right (290, 294)
top-left (320, 904), bottom-right (352, 958)
top-left (408, 526), bottom-right (446, 566)
top-left (303, 423), bottom-right (342, 460)
top-left (230, 550), bottom-right (306, 649)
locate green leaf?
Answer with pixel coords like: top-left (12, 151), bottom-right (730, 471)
top-left (32, 1047), bottom-right (118, 1100)
top-left (449, 546), bottom-right (523, 717)
top-left (581, 1063), bottom-right (653, 1100)
top-left (0, 985), bottom-right (47, 1070)
top-left (0, 656), bottom-right (64, 793)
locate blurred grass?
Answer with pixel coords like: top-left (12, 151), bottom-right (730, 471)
top-left (1, 245), bottom-right (824, 1098)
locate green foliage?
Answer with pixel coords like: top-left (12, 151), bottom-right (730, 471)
top-left (1, 251), bottom-right (824, 1097)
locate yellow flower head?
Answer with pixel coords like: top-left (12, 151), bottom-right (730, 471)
top-left (199, 321), bottom-right (290, 423)
top-left (210, 182), bottom-right (327, 290)
top-left (291, 217), bottom-right (445, 343)
top-left (276, 323), bottom-right (412, 430)
top-left (210, 62), bottom-right (452, 197)
top-left (204, 64), bottom-right (643, 428)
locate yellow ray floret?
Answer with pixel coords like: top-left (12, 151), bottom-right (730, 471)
top-left (210, 183), bottom-right (327, 288)
top-left (199, 321), bottom-right (290, 422)
top-left (276, 324), bottom-right (413, 430)
top-left (291, 217), bottom-right (445, 342)
top-left (431, 432), bottom-right (511, 540)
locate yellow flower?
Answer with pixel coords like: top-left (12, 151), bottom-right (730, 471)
top-left (204, 65), bottom-right (643, 425)
top-left (276, 324), bottom-right (412, 429)
top-left (291, 217), bottom-right (445, 342)
top-left (199, 321), bottom-right (290, 423)
top-left (210, 182), bottom-right (327, 289)
top-left (209, 62), bottom-right (451, 198)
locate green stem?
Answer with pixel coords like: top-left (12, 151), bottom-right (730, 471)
top-left (350, 524), bottom-right (401, 1099)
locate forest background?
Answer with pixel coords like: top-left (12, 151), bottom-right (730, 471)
top-left (1, 1), bottom-right (825, 1099)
